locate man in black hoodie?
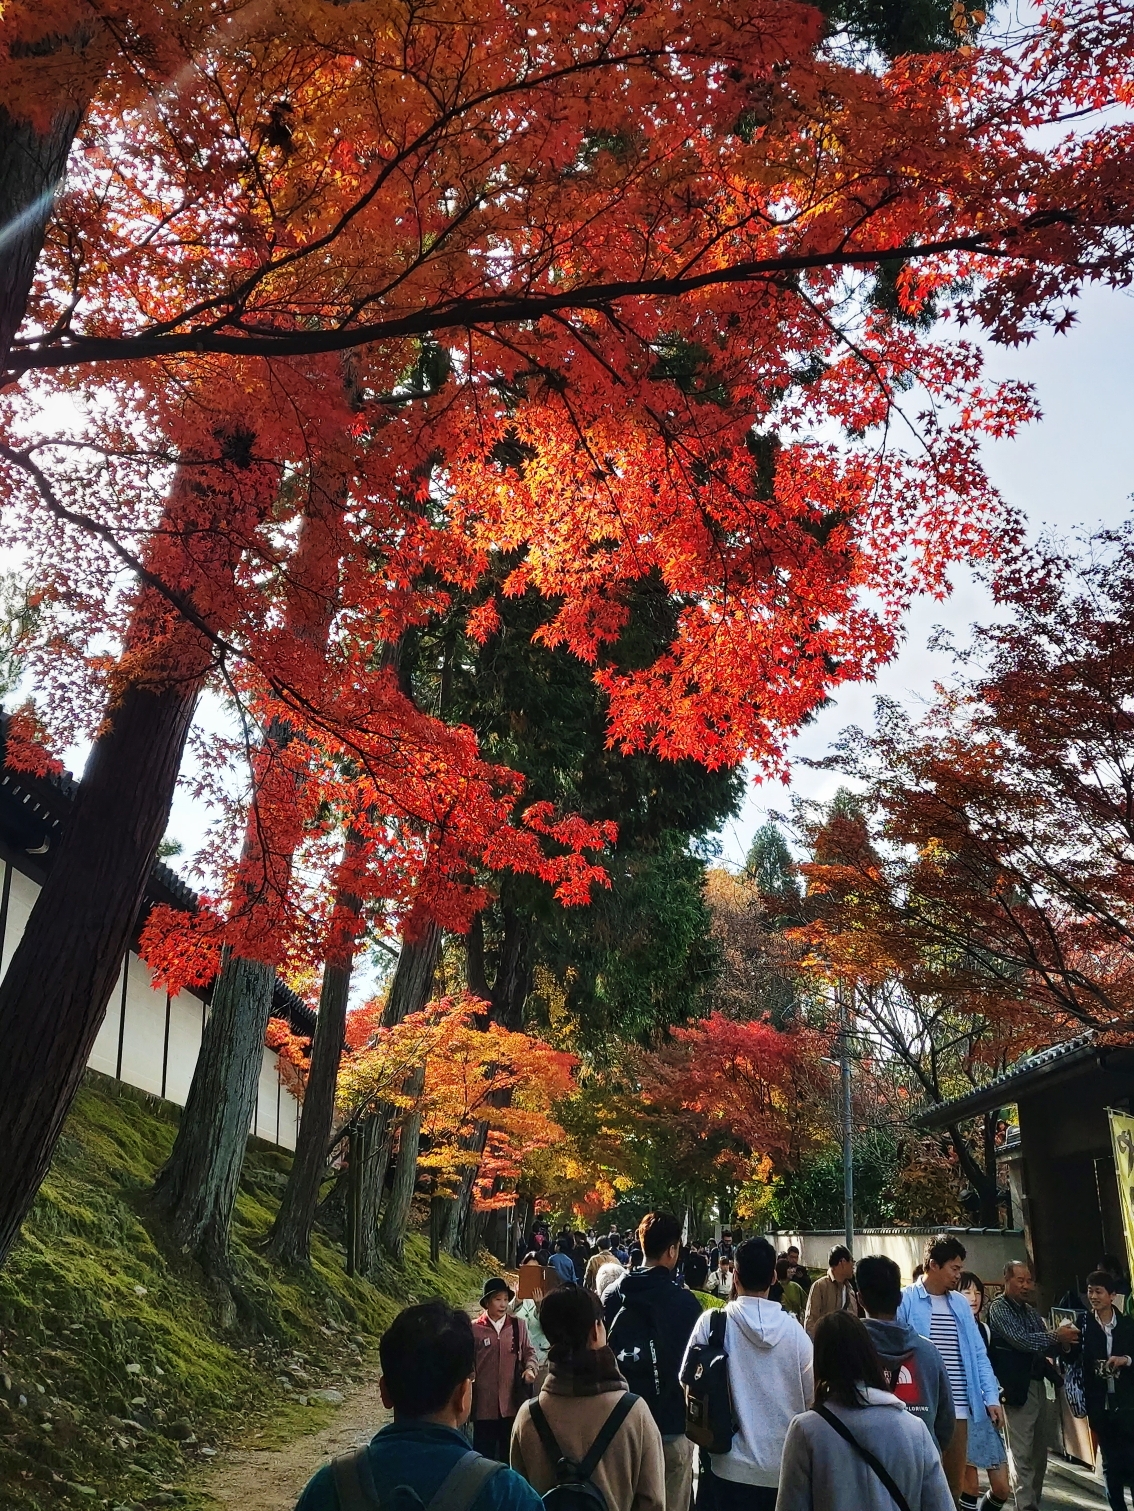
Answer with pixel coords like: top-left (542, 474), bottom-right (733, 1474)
top-left (856, 1255), bottom-right (955, 1453)
top-left (605, 1211), bottom-right (703, 1511)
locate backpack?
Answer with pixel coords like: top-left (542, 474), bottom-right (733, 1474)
top-left (331, 1446), bottom-right (504, 1511)
top-left (607, 1298), bottom-right (666, 1405)
top-left (680, 1308), bottom-right (735, 1454)
top-left (526, 1393), bottom-right (638, 1511)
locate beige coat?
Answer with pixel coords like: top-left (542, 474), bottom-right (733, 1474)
top-left (803, 1273), bottom-right (860, 1337)
top-left (511, 1385), bottom-right (665, 1511)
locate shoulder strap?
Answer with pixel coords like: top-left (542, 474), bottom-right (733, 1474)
top-left (527, 1399), bottom-right (568, 1472)
top-left (427, 1450), bottom-right (505, 1511)
top-left (332, 1447), bottom-right (381, 1511)
top-left (577, 1394), bottom-right (638, 1481)
top-left (708, 1308), bottom-right (727, 1346)
top-left (814, 1406), bottom-right (912, 1511)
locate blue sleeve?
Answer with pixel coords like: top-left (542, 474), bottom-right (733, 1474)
top-left (486, 1465), bottom-right (546, 1511)
top-left (958, 1297), bottom-right (1000, 1407)
top-left (294, 1464), bottom-right (336, 1511)
top-left (896, 1286), bottom-right (914, 1327)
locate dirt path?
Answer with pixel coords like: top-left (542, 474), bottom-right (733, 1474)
top-left (195, 1379), bottom-right (390, 1511)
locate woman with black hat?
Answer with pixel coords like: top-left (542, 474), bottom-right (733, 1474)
top-left (473, 1276), bottom-right (538, 1461)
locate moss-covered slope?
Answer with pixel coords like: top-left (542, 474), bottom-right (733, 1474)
top-left (0, 1074), bottom-right (484, 1510)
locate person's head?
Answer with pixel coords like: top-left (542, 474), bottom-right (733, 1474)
top-left (828, 1244), bottom-right (854, 1284)
top-left (734, 1237), bottom-right (777, 1296)
top-left (923, 1235), bottom-right (967, 1293)
top-left (480, 1277), bottom-right (514, 1320)
top-left (1099, 1255), bottom-right (1126, 1282)
top-left (958, 1270), bottom-right (985, 1319)
top-left (540, 1284), bottom-right (605, 1360)
top-left (521, 1251), bottom-right (542, 1266)
top-left (1002, 1260), bottom-right (1034, 1303)
top-left (638, 1211), bottom-right (683, 1269)
top-left (555, 1235), bottom-right (574, 1255)
top-left (628, 1246), bottom-right (644, 1271)
top-left (1088, 1270), bottom-right (1119, 1313)
top-left (685, 1253), bottom-right (710, 1291)
top-left (855, 1255), bottom-right (901, 1320)
top-left (812, 1311), bottom-right (888, 1410)
top-left (786, 1245), bottom-right (800, 1264)
top-left (378, 1302), bottom-right (475, 1423)
top-left (911, 1263), bottom-right (925, 1282)
top-left (775, 1256), bottom-right (792, 1283)
top-left (594, 1260), bottom-right (626, 1295)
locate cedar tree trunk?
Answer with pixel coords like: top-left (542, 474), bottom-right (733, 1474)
top-left (378, 1064), bottom-right (425, 1263)
top-left (267, 841), bottom-right (363, 1266)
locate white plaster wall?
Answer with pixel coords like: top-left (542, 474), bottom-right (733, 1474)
top-left (0, 856), bottom-right (301, 1150)
top-left (766, 1228), bottom-right (1028, 1285)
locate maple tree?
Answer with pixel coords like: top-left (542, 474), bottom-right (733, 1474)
top-left (0, 0), bottom-right (1132, 1275)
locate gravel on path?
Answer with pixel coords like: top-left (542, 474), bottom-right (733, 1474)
top-left (195, 1376), bottom-right (390, 1511)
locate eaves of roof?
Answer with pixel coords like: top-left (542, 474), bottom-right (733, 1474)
top-left (913, 1034), bottom-right (1102, 1130)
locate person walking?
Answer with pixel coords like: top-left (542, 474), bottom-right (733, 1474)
top-left (294, 1301), bottom-right (543, 1511)
top-left (605, 1211), bottom-right (703, 1511)
top-left (898, 1236), bottom-right (1003, 1503)
top-left (683, 1252), bottom-right (724, 1311)
top-left (513, 1256), bottom-right (553, 1372)
top-left (855, 1254), bottom-right (955, 1454)
top-left (1080, 1268), bottom-right (1134, 1510)
top-left (548, 1237), bottom-right (580, 1287)
top-left (705, 1254), bottom-right (733, 1299)
top-left (680, 1236), bottom-right (813, 1511)
top-left (586, 1243), bottom-right (619, 1292)
top-left (784, 1247), bottom-right (812, 1295)
top-left (802, 1245), bottom-right (859, 1338)
top-left (511, 1285), bottom-right (665, 1511)
top-left (987, 1260), bottom-right (1078, 1511)
top-left (772, 1258), bottom-right (806, 1320)
top-left (775, 1311), bottom-right (954, 1511)
top-left (472, 1278), bottom-right (539, 1462)
top-left (956, 1272), bottom-right (1010, 1511)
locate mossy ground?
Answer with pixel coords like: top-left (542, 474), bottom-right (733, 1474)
top-left (0, 1074), bottom-right (485, 1511)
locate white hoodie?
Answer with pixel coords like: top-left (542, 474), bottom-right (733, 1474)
top-left (680, 1295), bottom-right (814, 1488)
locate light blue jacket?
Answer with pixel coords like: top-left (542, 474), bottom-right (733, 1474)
top-left (897, 1282), bottom-right (1000, 1420)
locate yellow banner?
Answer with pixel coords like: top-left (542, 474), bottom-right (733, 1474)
top-left (1107, 1109), bottom-right (1134, 1281)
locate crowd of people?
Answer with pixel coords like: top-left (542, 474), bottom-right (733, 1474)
top-left (295, 1218), bottom-right (1134, 1511)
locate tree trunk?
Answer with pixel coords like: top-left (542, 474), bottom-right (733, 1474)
top-left (442, 1120), bottom-right (489, 1255)
top-left (0, 670), bottom-right (204, 1264)
top-left (344, 915), bottom-right (441, 1276)
top-left (0, 76), bottom-right (90, 368)
top-left (378, 1065), bottom-right (425, 1262)
top-left (949, 1119), bottom-right (1002, 1228)
top-left (267, 841), bottom-right (363, 1266)
top-left (429, 1194), bottom-right (446, 1265)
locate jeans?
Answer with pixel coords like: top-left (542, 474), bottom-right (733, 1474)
top-left (473, 1417), bottom-right (515, 1462)
top-left (705, 1470), bottom-right (778, 1511)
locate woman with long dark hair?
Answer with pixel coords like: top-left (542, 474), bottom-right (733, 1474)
top-left (776, 1311), bottom-right (953, 1511)
top-left (510, 1285), bottom-right (665, 1511)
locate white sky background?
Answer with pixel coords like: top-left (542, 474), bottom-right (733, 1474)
top-left (715, 280), bottom-right (1134, 868)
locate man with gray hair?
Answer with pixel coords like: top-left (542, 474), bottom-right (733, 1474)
top-left (987, 1261), bottom-right (1079, 1511)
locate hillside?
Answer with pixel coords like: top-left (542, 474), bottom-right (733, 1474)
top-left (0, 1074), bottom-right (484, 1510)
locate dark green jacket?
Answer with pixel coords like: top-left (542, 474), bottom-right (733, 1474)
top-left (294, 1419), bottom-right (544, 1511)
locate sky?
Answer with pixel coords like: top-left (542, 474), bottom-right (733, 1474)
top-left (714, 279), bottom-right (1134, 869)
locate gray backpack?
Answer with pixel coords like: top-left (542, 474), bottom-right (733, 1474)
top-left (331, 1447), bottom-right (504, 1511)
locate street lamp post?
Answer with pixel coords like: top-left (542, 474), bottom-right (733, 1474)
top-left (839, 986), bottom-right (854, 1255)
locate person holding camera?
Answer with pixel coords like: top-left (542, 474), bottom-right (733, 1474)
top-left (1081, 1269), bottom-right (1134, 1510)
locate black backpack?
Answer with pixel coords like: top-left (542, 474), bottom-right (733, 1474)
top-left (607, 1298), bottom-right (666, 1405)
top-left (680, 1308), bottom-right (735, 1454)
top-left (526, 1394), bottom-right (638, 1511)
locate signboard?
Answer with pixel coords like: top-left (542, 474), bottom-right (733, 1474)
top-left (1107, 1108), bottom-right (1134, 1281)
top-left (516, 1264), bottom-right (560, 1302)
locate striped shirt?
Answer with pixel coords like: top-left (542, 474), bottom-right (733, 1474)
top-left (929, 1292), bottom-right (969, 1419)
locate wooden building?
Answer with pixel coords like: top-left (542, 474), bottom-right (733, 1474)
top-left (918, 1035), bottom-right (1134, 1303)
top-left (0, 756), bottom-right (307, 1150)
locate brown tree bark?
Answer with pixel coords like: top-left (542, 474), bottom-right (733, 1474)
top-left (267, 835), bottom-right (364, 1266)
top-left (378, 1065), bottom-right (425, 1262)
top-left (0, 446), bottom-right (271, 1268)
